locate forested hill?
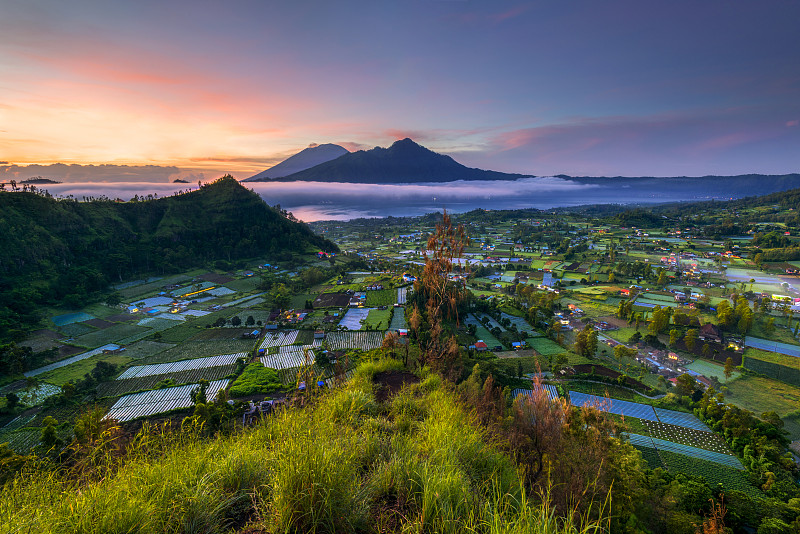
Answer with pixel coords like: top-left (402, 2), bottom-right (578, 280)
top-left (0, 176), bottom-right (336, 340)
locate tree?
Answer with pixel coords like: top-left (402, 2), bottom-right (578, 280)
top-left (245, 315), bottom-right (255, 326)
top-left (685, 328), bottom-right (698, 352)
top-left (669, 329), bottom-right (679, 347)
top-left (191, 379), bottom-right (210, 405)
top-left (4, 393), bottom-right (19, 410)
top-left (724, 357), bottom-right (734, 381)
top-left (231, 316), bottom-right (242, 327)
top-left (40, 416), bottom-right (59, 449)
top-left (675, 373), bottom-right (697, 396)
top-left (409, 211), bottom-right (467, 377)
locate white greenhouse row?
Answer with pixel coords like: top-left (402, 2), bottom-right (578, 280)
top-left (105, 379), bottom-right (229, 422)
top-left (117, 353), bottom-right (247, 380)
top-left (259, 330), bottom-right (299, 349)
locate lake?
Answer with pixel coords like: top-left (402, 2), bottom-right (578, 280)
top-left (39, 176), bottom-right (726, 222)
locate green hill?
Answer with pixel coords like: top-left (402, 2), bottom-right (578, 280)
top-left (0, 360), bottom-right (604, 533)
top-left (0, 176), bottom-right (336, 340)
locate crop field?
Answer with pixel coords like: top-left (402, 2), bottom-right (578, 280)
top-left (312, 292), bottom-right (351, 308)
top-left (259, 330), bottom-right (299, 349)
top-left (469, 313), bottom-right (504, 331)
top-left (569, 391), bottom-right (660, 421)
top-left (35, 353), bottom-right (133, 386)
top-left (51, 312), bottom-right (95, 327)
top-left (25, 343), bottom-right (121, 377)
top-left (745, 336), bottom-right (800, 358)
top-left (326, 331), bottom-right (385, 351)
top-left (365, 289), bottom-right (397, 307)
top-left (339, 308), bottom-right (371, 330)
top-left (118, 353), bottom-right (246, 379)
top-left (389, 308), bottom-right (406, 330)
top-left (658, 450), bottom-right (759, 497)
top-left (643, 420), bottom-right (730, 454)
top-left (724, 375), bottom-right (800, 418)
top-left (686, 359), bottom-right (740, 383)
top-left (500, 312), bottom-right (534, 334)
top-left (634, 445), bottom-right (664, 469)
top-left (16, 383), bottom-right (61, 405)
top-left (0, 428), bottom-right (41, 454)
top-left (527, 337), bottom-right (565, 356)
top-left (74, 323), bottom-right (150, 349)
top-left (397, 287), bottom-right (409, 304)
top-left (141, 339), bottom-right (254, 364)
top-left (365, 308), bottom-right (392, 330)
top-left (97, 364), bottom-right (237, 398)
top-left (511, 385), bottom-right (560, 402)
top-left (260, 349), bottom-right (310, 370)
top-left (59, 323), bottom-right (96, 337)
top-left (105, 379), bottom-right (229, 422)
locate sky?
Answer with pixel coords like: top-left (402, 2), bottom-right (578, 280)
top-left (1, 0), bottom-right (799, 182)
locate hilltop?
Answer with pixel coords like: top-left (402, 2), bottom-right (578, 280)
top-left (243, 143), bottom-right (349, 181)
top-left (0, 176), bottom-right (336, 340)
top-left (265, 138), bottom-right (528, 183)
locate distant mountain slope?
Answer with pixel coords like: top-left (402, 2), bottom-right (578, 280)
top-left (243, 143), bottom-right (349, 181)
top-left (0, 176), bottom-right (336, 341)
top-left (564, 174), bottom-right (800, 198)
top-left (272, 138), bottom-right (529, 183)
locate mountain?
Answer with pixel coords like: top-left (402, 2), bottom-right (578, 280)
top-left (265, 138), bottom-right (528, 183)
top-left (243, 143), bottom-right (349, 181)
top-left (0, 176), bottom-right (336, 341)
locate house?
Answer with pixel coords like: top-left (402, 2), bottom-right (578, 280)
top-left (474, 340), bottom-right (489, 352)
top-left (314, 330), bottom-right (325, 340)
top-left (511, 341), bottom-right (525, 350)
top-left (698, 323), bottom-right (723, 343)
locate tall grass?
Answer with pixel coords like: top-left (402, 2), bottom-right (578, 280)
top-left (0, 358), bottom-right (608, 534)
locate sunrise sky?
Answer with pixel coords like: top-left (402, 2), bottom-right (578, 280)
top-left (2, 0), bottom-right (799, 182)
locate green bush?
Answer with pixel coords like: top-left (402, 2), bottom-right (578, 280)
top-left (228, 363), bottom-right (281, 397)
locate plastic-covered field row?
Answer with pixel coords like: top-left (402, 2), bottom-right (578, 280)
top-left (568, 391), bottom-right (659, 422)
top-left (260, 350), bottom-right (309, 370)
top-left (278, 341), bottom-right (320, 353)
top-left (105, 380), bottom-right (228, 422)
top-left (24, 344), bottom-right (121, 377)
top-left (512, 386), bottom-right (560, 403)
top-left (325, 331), bottom-right (385, 351)
top-left (628, 433), bottom-right (743, 470)
top-left (654, 407), bottom-right (711, 432)
top-left (118, 353), bottom-right (246, 379)
top-left (259, 330), bottom-right (299, 349)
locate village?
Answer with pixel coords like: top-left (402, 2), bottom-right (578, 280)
top-left (1, 203), bottom-right (800, 499)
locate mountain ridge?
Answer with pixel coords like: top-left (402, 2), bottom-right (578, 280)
top-left (243, 143), bottom-right (349, 181)
top-left (250, 138), bottom-right (530, 184)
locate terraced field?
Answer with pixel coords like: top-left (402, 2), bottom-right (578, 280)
top-left (105, 379), bottom-right (229, 422)
top-left (326, 331), bottom-right (384, 351)
top-left (97, 364), bottom-right (237, 398)
top-left (118, 353), bottom-right (246, 379)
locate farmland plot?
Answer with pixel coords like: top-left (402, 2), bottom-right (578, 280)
top-left (24, 344), bottom-right (121, 377)
top-left (397, 287), bottom-right (408, 305)
top-left (143, 339), bottom-right (255, 364)
top-left (658, 451), bottom-right (758, 497)
top-left (389, 308), bottom-right (406, 330)
top-left (326, 331), bottom-right (384, 351)
top-left (97, 364), bottom-right (237, 398)
top-left (118, 353), bottom-right (246, 379)
top-left (74, 323), bottom-right (150, 349)
top-left (500, 313), bottom-right (535, 334)
top-left (259, 330), bottom-right (299, 349)
top-left (512, 386), bottom-right (560, 402)
top-left (643, 420), bottom-right (730, 454)
top-left (0, 429), bottom-right (40, 454)
top-left (527, 337), bottom-right (565, 356)
top-left (16, 383), bottom-right (61, 405)
top-left (339, 308), bottom-right (372, 330)
top-left (260, 349), bottom-right (310, 370)
top-left (105, 379), bottom-right (229, 422)
top-left (365, 289), bottom-right (396, 307)
top-left (654, 407), bottom-right (711, 432)
top-left (568, 391), bottom-right (660, 421)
